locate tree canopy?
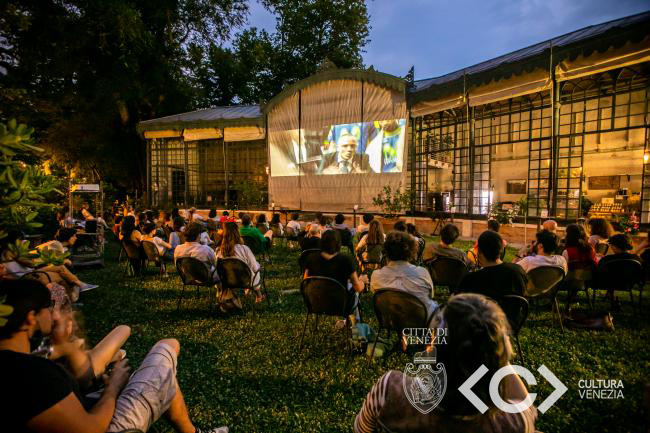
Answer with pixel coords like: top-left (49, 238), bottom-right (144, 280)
top-left (0, 0), bottom-right (370, 192)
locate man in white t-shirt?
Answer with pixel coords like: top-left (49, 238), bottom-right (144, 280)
top-left (517, 230), bottom-right (567, 274)
top-left (174, 223), bottom-right (218, 281)
top-left (286, 213), bottom-right (302, 237)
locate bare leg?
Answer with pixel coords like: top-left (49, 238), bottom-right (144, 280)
top-left (164, 384), bottom-right (197, 433)
top-left (88, 325), bottom-right (131, 377)
top-left (40, 265), bottom-right (83, 286)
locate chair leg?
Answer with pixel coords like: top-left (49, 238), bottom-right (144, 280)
top-left (176, 284), bottom-right (187, 311)
top-left (299, 313), bottom-right (310, 352)
top-left (554, 298), bottom-right (564, 333)
top-left (368, 328), bottom-right (381, 362)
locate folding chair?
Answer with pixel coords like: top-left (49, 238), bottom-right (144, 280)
top-left (217, 257), bottom-right (269, 307)
top-left (357, 243), bottom-right (384, 277)
top-left (175, 257), bottom-right (218, 310)
top-left (299, 248), bottom-right (321, 276)
top-left (595, 258), bottom-right (644, 311)
top-left (497, 295), bottom-right (529, 366)
top-left (121, 241), bottom-right (144, 277)
top-left (242, 234), bottom-right (271, 264)
top-left (299, 276), bottom-right (359, 353)
top-left (563, 261), bottom-right (594, 310)
top-left (425, 256), bottom-right (469, 294)
top-left (370, 289), bottom-right (433, 360)
top-left (525, 266), bottom-right (565, 331)
top-left (141, 241), bottom-right (167, 279)
top-left (594, 242), bottom-right (609, 256)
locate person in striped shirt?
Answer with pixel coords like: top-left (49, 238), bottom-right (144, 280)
top-left (354, 293), bottom-right (537, 433)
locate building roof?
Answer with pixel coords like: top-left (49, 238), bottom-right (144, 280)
top-left (136, 105), bottom-right (263, 133)
top-left (410, 10), bottom-right (650, 103)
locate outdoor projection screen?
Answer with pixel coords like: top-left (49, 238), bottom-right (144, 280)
top-left (268, 78), bottom-right (407, 212)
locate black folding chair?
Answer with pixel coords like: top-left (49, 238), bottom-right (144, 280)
top-left (370, 289), bottom-right (433, 360)
top-left (525, 266), bottom-right (566, 331)
top-left (299, 276), bottom-right (359, 353)
top-left (425, 256), bottom-right (469, 294)
top-left (242, 234), bottom-right (271, 264)
top-left (595, 258), bottom-right (644, 311)
top-left (357, 243), bottom-right (384, 276)
top-left (497, 295), bottom-right (529, 366)
top-left (299, 249), bottom-right (321, 276)
top-left (563, 261), bottom-right (594, 310)
top-left (175, 257), bottom-right (218, 310)
top-left (336, 228), bottom-right (354, 255)
top-left (216, 257), bottom-right (269, 306)
top-left (121, 241), bottom-right (144, 277)
top-left (141, 241), bottom-right (167, 279)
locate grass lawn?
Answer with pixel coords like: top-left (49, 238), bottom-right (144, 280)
top-left (73, 237), bottom-right (649, 433)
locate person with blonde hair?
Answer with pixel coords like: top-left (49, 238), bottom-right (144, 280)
top-left (299, 223), bottom-right (322, 251)
top-left (355, 293), bottom-right (537, 433)
top-left (216, 222), bottom-right (264, 304)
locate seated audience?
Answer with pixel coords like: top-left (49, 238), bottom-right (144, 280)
top-left (256, 213), bottom-right (270, 233)
top-left (37, 228), bottom-right (78, 254)
top-left (332, 213), bottom-right (354, 234)
top-left (169, 217), bottom-right (185, 254)
top-left (216, 222), bottom-right (265, 304)
top-left (142, 222), bottom-right (172, 260)
top-left (158, 210), bottom-right (169, 228)
top-left (598, 234), bottom-right (641, 267)
top-left (588, 218), bottom-right (613, 249)
top-left (186, 207), bottom-right (205, 224)
top-left (370, 231), bottom-right (437, 317)
top-left (516, 219), bottom-right (555, 260)
top-left (356, 220), bottom-right (385, 263)
top-left (174, 223), bottom-right (218, 281)
top-left (423, 223), bottom-right (469, 264)
top-left (542, 219), bottom-right (558, 234)
top-left (392, 220), bottom-right (407, 233)
top-left (516, 230), bottom-right (567, 274)
top-left (355, 293), bottom-right (537, 433)
top-left (240, 213), bottom-right (273, 251)
top-left (313, 212), bottom-right (323, 225)
top-left (469, 219), bottom-right (507, 264)
top-left (562, 223), bottom-right (596, 269)
top-left (119, 215), bottom-right (142, 247)
top-left (0, 279), bottom-right (227, 433)
top-left (219, 210), bottom-right (231, 223)
top-left (406, 223), bottom-right (422, 244)
top-left (299, 224), bottom-right (322, 251)
top-left (270, 213), bottom-right (284, 237)
top-left (136, 212), bottom-right (148, 230)
top-left (112, 215), bottom-right (123, 237)
top-left (286, 213), bottom-right (301, 237)
top-left (357, 213), bottom-right (374, 235)
top-left (304, 230), bottom-right (364, 319)
top-left (458, 230), bottom-right (527, 301)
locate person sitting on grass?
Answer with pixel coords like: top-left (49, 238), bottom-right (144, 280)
top-left (217, 222), bottom-right (265, 304)
top-left (240, 213), bottom-right (273, 252)
top-left (370, 231), bottom-right (436, 318)
top-left (516, 230), bottom-right (567, 275)
top-left (422, 223), bottom-right (469, 265)
top-left (299, 224), bottom-right (322, 251)
top-left (304, 230), bottom-right (364, 322)
top-left (142, 222), bottom-right (173, 261)
top-left (357, 213), bottom-right (374, 235)
top-left (286, 212), bottom-right (301, 237)
top-left (174, 223), bottom-right (219, 282)
top-left (0, 279), bottom-right (228, 433)
top-left (355, 293), bottom-right (537, 433)
top-left (458, 230), bottom-right (527, 301)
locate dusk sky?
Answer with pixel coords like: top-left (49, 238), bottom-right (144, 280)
top-left (245, 0), bottom-right (650, 81)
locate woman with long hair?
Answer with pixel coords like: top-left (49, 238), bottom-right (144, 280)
top-left (563, 223), bottom-right (596, 269)
top-left (119, 215), bottom-right (142, 246)
top-left (355, 294), bottom-right (536, 433)
top-left (256, 213), bottom-right (270, 233)
top-left (355, 220), bottom-right (385, 263)
top-left (217, 222), bottom-right (264, 303)
top-left (588, 218), bottom-right (613, 248)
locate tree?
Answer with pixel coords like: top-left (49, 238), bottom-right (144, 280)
top-left (0, 0), bottom-right (248, 191)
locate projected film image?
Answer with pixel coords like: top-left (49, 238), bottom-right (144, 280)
top-left (269, 119), bottom-right (406, 176)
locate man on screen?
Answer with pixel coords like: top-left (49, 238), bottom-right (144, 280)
top-left (317, 131), bottom-right (370, 174)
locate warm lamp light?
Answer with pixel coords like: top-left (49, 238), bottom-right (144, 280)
top-left (644, 154), bottom-right (649, 164)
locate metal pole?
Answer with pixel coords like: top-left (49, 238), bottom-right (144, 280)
top-left (146, 139), bottom-right (151, 208)
top-left (223, 130), bottom-right (228, 207)
top-left (182, 133), bottom-right (188, 208)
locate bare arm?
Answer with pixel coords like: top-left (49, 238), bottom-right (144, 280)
top-left (350, 271), bottom-right (364, 293)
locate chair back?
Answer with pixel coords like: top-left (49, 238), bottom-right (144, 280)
top-left (242, 235), bottom-right (263, 254)
top-left (373, 289), bottom-right (431, 333)
top-left (300, 276), bottom-right (352, 316)
top-left (141, 241), bottom-right (160, 262)
top-left (299, 249), bottom-right (321, 274)
top-left (497, 295), bottom-right (529, 335)
top-left (175, 257), bottom-right (212, 286)
top-left (566, 260), bottom-right (594, 284)
top-left (594, 242), bottom-right (609, 256)
top-left (525, 266), bottom-right (565, 298)
top-left (598, 258), bottom-right (643, 290)
top-left (426, 256), bottom-right (468, 290)
top-left (364, 243), bottom-right (384, 264)
top-left (122, 240), bottom-right (143, 260)
top-left (216, 257), bottom-right (252, 289)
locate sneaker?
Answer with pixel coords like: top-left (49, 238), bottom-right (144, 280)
top-left (196, 427), bottom-right (229, 433)
top-left (79, 283), bottom-right (99, 292)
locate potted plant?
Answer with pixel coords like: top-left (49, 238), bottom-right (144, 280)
top-left (372, 183), bottom-right (414, 230)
